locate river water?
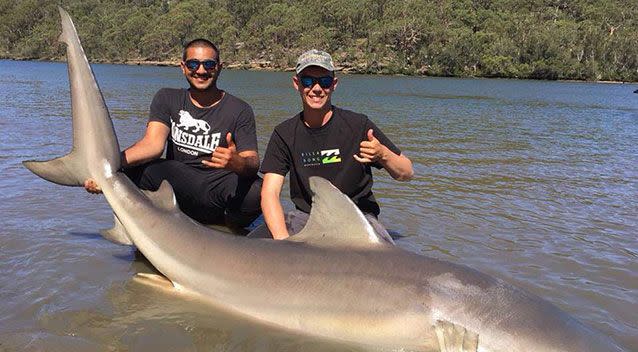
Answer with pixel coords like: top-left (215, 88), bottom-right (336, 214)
top-left (0, 59), bottom-right (636, 351)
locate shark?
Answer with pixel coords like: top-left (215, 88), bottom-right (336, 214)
top-left (22, 7), bottom-right (625, 352)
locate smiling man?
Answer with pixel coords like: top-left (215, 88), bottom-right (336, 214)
top-left (85, 39), bottom-right (262, 228)
top-left (260, 50), bottom-right (414, 240)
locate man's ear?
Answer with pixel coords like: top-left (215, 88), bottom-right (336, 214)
top-left (292, 75), bottom-right (300, 91)
top-left (332, 76), bottom-right (338, 91)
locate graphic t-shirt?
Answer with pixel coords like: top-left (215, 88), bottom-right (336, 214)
top-left (148, 88), bottom-right (257, 173)
top-left (260, 106), bottom-right (401, 216)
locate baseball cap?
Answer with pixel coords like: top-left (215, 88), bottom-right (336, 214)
top-left (295, 49), bottom-right (335, 74)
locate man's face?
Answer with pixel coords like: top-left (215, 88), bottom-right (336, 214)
top-left (293, 66), bottom-right (338, 111)
top-left (180, 46), bottom-right (221, 91)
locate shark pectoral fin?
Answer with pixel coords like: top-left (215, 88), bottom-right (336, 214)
top-left (22, 154), bottom-right (83, 186)
top-left (133, 273), bottom-right (176, 291)
top-left (434, 320), bottom-right (479, 352)
top-left (141, 181), bottom-right (179, 211)
top-left (289, 177), bottom-right (394, 249)
top-left (99, 213), bottom-right (133, 245)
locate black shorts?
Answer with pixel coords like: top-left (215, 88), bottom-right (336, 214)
top-left (124, 159), bottom-right (262, 226)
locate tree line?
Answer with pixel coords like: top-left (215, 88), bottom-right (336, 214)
top-left (1, 0), bottom-right (637, 81)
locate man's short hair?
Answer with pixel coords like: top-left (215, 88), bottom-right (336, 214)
top-left (182, 39), bottom-right (220, 61)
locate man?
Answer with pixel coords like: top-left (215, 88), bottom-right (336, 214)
top-left (260, 50), bottom-right (413, 240)
top-left (85, 39), bottom-right (261, 228)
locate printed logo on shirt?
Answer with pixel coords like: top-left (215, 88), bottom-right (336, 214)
top-left (177, 110), bottom-right (210, 133)
top-left (171, 110), bottom-right (221, 154)
top-left (301, 149), bottom-right (341, 167)
top-left (321, 149), bottom-right (341, 164)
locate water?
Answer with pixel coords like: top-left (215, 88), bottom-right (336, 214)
top-left (0, 59), bottom-right (636, 351)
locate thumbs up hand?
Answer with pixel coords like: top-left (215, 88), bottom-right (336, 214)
top-left (203, 132), bottom-right (239, 170)
top-left (353, 129), bottom-right (386, 164)
top-left (226, 132), bottom-right (237, 151)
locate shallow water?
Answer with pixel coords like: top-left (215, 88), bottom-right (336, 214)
top-left (0, 59), bottom-right (636, 351)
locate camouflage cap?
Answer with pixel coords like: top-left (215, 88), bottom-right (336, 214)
top-left (295, 49), bottom-right (335, 74)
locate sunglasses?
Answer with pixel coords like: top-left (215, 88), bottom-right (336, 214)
top-left (184, 59), bottom-right (218, 71)
top-left (298, 75), bottom-right (334, 89)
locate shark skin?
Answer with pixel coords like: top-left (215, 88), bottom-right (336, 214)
top-left (22, 7), bottom-right (626, 352)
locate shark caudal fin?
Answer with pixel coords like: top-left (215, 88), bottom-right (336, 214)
top-left (289, 177), bottom-right (394, 248)
top-left (23, 154), bottom-right (83, 186)
top-left (23, 7), bottom-right (121, 186)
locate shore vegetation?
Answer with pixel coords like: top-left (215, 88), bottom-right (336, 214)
top-left (1, 0), bottom-right (637, 81)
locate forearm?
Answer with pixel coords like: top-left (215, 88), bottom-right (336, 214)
top-left (121, 121), bottom-right (168, 168)
top-left (379, 147), bottom-right (414, 181)
top-left (232, 154), bottom-right (259, 177)
top-left (122, 141), bottom-right (164, 168)
top-left (262, 193), bottom-right (289, 240)
top-left (261, 172), bottom-right (289, 239)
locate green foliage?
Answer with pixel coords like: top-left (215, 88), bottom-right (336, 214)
top-left (1, 0), bottom-right (636, 81)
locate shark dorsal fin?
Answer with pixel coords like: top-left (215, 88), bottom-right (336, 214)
top-left (287, 177), bottom-right (394, 248)
top-left (142, 181), bottom-right (179, 212)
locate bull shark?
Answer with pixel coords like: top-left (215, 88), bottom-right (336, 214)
top-left (23, 7), bottom-right (625, 352)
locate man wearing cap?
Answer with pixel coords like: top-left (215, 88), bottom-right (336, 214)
top-left (84, 39), bottom-right (262, 229)
top-left (260, 50), bottom-right (414, 240)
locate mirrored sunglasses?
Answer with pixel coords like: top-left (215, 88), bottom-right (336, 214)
top-left (184, 59), bottom-right (218, 71)
top-left (298, 75), bottom-right (334, 89)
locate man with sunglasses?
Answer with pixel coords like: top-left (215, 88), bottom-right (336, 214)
top-left (260, 50), bottom-right (414, 240)
top-left (85, 39), bottom-right (261, 229)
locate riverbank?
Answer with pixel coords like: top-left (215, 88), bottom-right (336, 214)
top-left (3, 56), bottom-right (638, 84)
top-left (1, 56), bottom-right (380, 75)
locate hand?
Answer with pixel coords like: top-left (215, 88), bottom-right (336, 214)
top-left (84, 178), bottom-right (102, 194)
top-left (273, 233), bottom-right (290, 240)
top-left (353, 129), bottom-right (385, 164)
top-left (202, 132), bottom-right (239, 171)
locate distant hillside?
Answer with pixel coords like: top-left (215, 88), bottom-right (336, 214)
top-left (1, 0), bottom-right (637, 81)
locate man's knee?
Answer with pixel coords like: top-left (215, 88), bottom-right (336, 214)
top-left (140, 160), bottom-right (186, 190)
top-left (225, 176), bottom-right (263, 227)
top-left (124, 159), bottom-right (184, 191)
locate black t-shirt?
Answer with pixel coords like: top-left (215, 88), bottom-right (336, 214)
top-left (260, 106), bottom-right (401, 216)
top-left (149, 88), bottom-right (257, 172)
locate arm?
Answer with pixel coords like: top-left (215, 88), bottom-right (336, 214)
top-left (353, 129), bottom-right (414, 181)
top-left (261, 173), bottom-right (289, 240)
top-left (84, 121), bottom-right (168, 193)
top-left (234, 150), bottom-right (259, 177)
top-left (121, 121), bottom-right (169, 167)
top-left (378, 150), bottom-right (413, 181)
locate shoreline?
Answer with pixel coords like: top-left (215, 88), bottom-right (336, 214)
top-left (3, 56), bottom-right (637, 84)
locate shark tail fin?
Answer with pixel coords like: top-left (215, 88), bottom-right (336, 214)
top-left (22, 153), bottom-right (83, 186)
top-left (100, 213), bottom-right (133, 246)
top-left (23, 7), bottom-right (120, 187)
top-left (58, 7), bottom-right (78, 46)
